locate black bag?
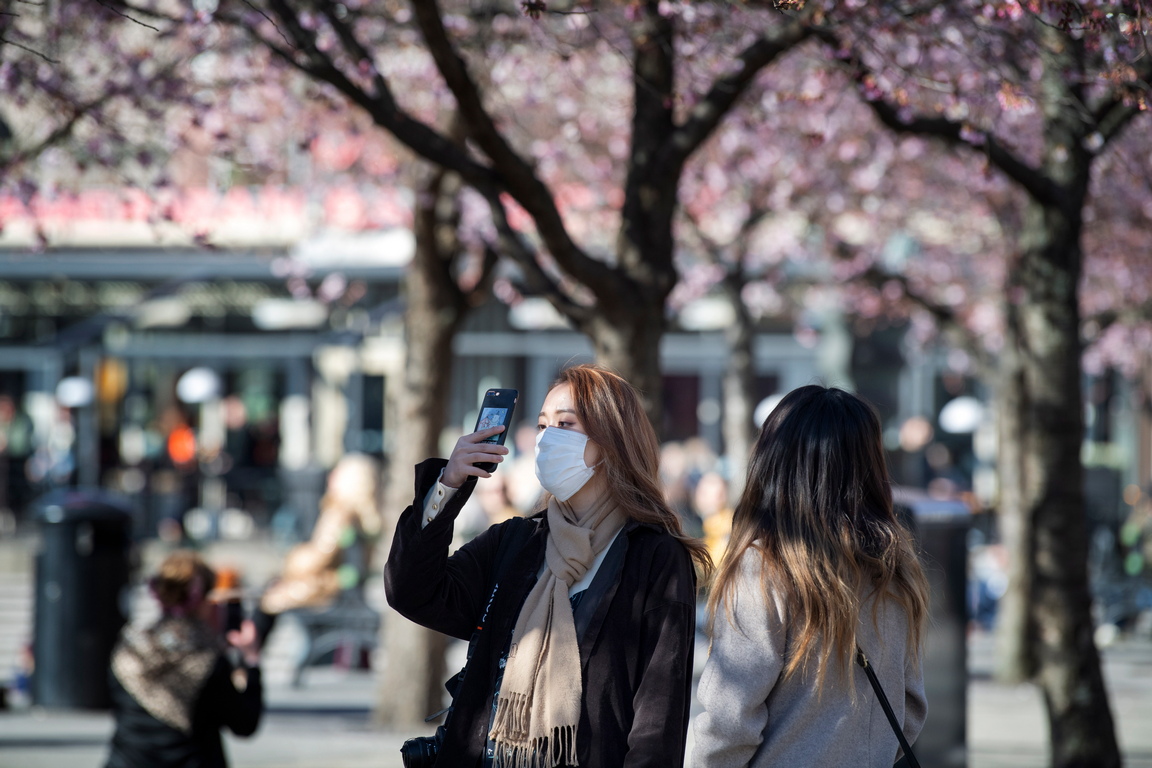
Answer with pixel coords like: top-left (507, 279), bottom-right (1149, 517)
top-left (399, 518), bottom-right (536, 767)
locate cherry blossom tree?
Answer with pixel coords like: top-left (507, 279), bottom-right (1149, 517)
top-left (673, 6), bottom-right (1150, 759)
top-left (815, 5), bottom-right (1151, 764)
top-left (675, 38), bottom-right (1010, 499)
top-left (150, 0), bottom-right (825, 727)
top-left (61, 1), bottom-right (822, 722)
top-left (6, 0), bottom-right (499, 726)
top-left (106, 0), bottom-right (817, 430)
top-left (0, 0), bottom-right (200, 198)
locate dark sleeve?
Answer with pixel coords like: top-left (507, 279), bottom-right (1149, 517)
top-left (383, 458), bottom-right (517, 641)
top-left (624, 538), bottom-right (698, 768)
top-left (201, 656), bottom-right (263, 737)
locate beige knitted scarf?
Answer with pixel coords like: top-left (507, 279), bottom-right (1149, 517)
top-left (488, 492), bottom-right (625, 768)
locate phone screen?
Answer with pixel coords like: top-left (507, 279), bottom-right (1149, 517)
top-left (473, 389), bottom-right (517, 472)
top-left (477, 406), bottom-right (510, 443)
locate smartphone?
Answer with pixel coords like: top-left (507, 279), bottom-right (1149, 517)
top-left (473, 388), bottom-right (518, 473)
top-left (223, 599), bottom-right (244, 634)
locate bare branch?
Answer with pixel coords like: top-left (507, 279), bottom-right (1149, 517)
top-left (482, 190), bottom-right (593, 325)
top-left (92, 0), bottom-right (181, 25)
top-left (663, 13), bottom-right (813, 176)
top-left (408, 0), bottom-right (617, 297)
top-left (239, 0), bottom-right (292, 49)
top-left (93, 0), bottom-right (159, 31)
top-left (1090, 57), bottom-right (1152, 144)
top-left (814, 28), bottom-right (1067, 210)
top-left (215, 0), bottom-right (501, 195)
top-left (0, 35), bottom-right (59, 63)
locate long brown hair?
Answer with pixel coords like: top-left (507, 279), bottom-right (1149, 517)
top-left (548, 364), bottom-right (712, 576)
top-left (708, 385), bottom-right (929, 689)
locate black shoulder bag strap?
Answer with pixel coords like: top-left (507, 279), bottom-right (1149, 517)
top-left (855, 646), bottom-right (923, 768)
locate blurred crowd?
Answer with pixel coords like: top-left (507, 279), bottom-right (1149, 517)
top-left (449, 426), bottom-right (737, 570)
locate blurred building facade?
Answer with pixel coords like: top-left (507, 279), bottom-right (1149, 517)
top-left (0, 187), bottom-right (1149, 558)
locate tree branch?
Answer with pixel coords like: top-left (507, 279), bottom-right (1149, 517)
top-left (0, 111), bottom-right (82, 172)
top-left (1090, 57), bottom-right (1152, 144)
top-left (858, 265), bottom-right (988, 369)
top-left (482, 190), bottom-right (593, 326)
top-left (815, 29), bottom-right (1067, 209)
top-left (0, 76), bottom-right (146, 175)
top-left (407, 0), bottom-right (617, 296)
top-left (93, 0), bottom-right (159, 30)
top-left (682, 204), bottom-right (771, 280)
top-left (662, 13), bottom-right (813, 176)
top-left (224, 0), bottom-right (503, 195)
top-left (1085, 298), bottom-right (1152, 335)
top-left (628, 2), bottom-right (675, 177)
top-left (0, 35), bottom-right (59, 63)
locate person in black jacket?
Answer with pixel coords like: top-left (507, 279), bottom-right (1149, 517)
top-left (105, 550), bottom-right (263, 768)
top-left (386, 363), bottom-right (711, 768)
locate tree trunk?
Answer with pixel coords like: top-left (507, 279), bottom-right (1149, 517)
top-left (720, 275), bottom-right (756, 503)
top-left (1005, 199), bottom-right (1120, 767)
top-left (583, 296), bottom-right (668, 436)
top-left (375, 169), bottom-right (471, 728)
top-left (993, 311), bottom-right (1033, 683)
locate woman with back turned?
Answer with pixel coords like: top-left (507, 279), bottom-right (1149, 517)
top-left (691, 385), bottom-right (929, 768)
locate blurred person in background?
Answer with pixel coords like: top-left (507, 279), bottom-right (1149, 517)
top-left (256, 453), bottom-right (382, 638)
top-left (0, 393), bottom-right (34, 534)
top-left (694, 470), bottom-right (734, 567)
top-left (1120, 486), bottom-right (1152, 578)
top-left (1117, 485), bottom-right (1152, 632)
top-left (692, 386), bottom-right (929, 768)
top-left (504, 422), bottom-right (544, 514)
top-left (457, 470), bottom-right (522, 542)
top-left (105, 550), bottom-right (263, 768)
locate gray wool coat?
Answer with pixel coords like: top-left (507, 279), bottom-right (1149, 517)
top-left (691, 550), bottom-right (927, 768)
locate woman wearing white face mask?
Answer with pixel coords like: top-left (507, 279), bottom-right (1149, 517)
top-left (385, 363), bottom-right (710, 768)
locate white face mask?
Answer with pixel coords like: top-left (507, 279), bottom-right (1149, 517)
top-left (535, 427), bottom-right (596, 502)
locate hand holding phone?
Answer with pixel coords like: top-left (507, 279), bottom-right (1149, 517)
top-left (225, 618), bottom-right (261, 667)
top-left (472, 388), bottom-right (517, 472)
top-left (442, 388), bottom-right (518, 487)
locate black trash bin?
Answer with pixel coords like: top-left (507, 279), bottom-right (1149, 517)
top-left (895, 489), bottom-right (971, 768)
top-left (31, 488), bottom-right (133, 709)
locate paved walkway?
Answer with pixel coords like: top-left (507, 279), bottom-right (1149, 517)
top-left (4, 629), bottom-right (1151, 767)
top-left (967, 632), bottom-right (1152, 768)
top-left (1, 537), bottom-right (1151, 767)
top-left (0, 668), bottom-right (406, 768)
